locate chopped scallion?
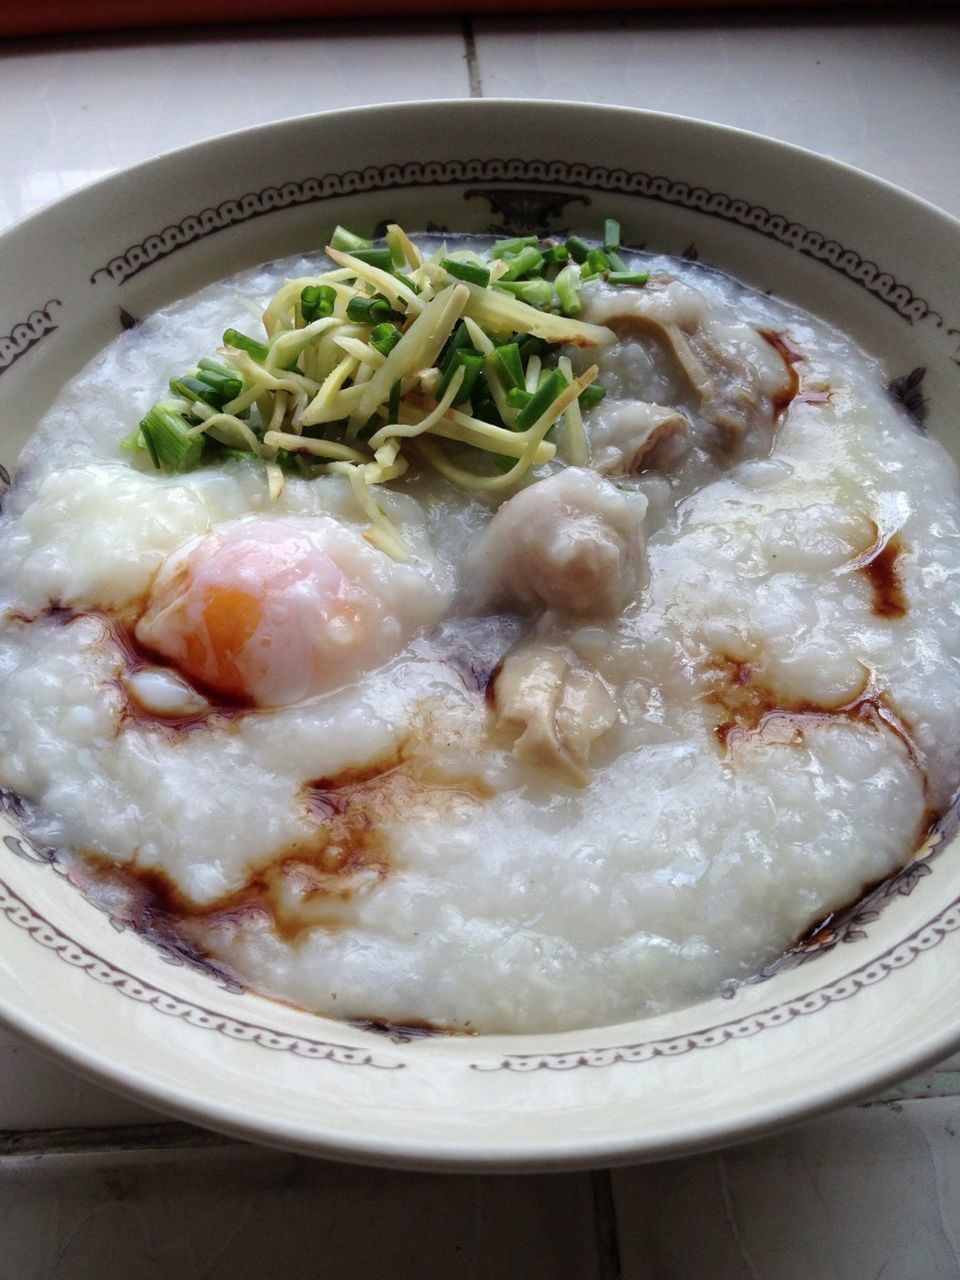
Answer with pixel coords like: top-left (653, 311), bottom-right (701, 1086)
top-left (471, 380), bottom-right (503, 426)
top-left (565, 236), bottom-right (592, 264)
top-left (385, 227), bottom-right (406, 268)
top-left (139, 405), bottom-right (205, 473)
top-left (387, 379), bottom-right (402, 424)
top-left (441, 257), bottom-right (491, 287)
top-left (439, 349), bottom-right (484, 405)
top-left (330, 225), bottom-right (373, 252)
top-left (488, 343), bottom-right (525, 390)
top-left (121, 426), bottom-right (144, 453)
top-left (169, 375), bottom-right (217, 407)
top-left (198, 358), bottom-right (238, 379)
top-left (499, 245), bottom-right (545, 281)
top-left (348, 247), bottom-right (395, 273)
top-left (493, 279), bottom-right (553, 308)
top-left (346, 295), bottom-right (400, 325)
top-left (608, 271), bottom-right (650, 286)
top-left (196, 364), bottom-right (244, 403)
top-left (301, 284), bottom-right (337, 323)
top-left (369, 322), bottom-right (402, 356)
top-left (515, 334), bottom-right (549, 364)
top-left (223, 328), bottom-right (269, 362)
top-left (492, 235), bottom-right (540, 258)
top-left (603, 219), bottom-right (621, 252)
top-left (440, 321), bottom-right (475, 372)
top-left (578, 384), bottom-right (607, 410)
top-left (515, 368), bottom-right (568, 430)
top-left (582, 248), bottom-right (610, 280)
top-left (554, 264), bottom-right (583, 316)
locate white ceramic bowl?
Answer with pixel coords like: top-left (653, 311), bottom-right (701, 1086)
top-left (2, 100), bottom-right (960, 1172)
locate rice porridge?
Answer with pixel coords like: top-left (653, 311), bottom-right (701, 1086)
top-left (0, 228), bottom-right (956, 1034)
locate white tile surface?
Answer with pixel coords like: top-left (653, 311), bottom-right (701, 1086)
top-left (0, 1144), bottom-right (599, 1280)
top-left (612, 1099), bottom-right (960, 1279)
top-left (472, 14), bottom-right (960, 218)
top-left (0, 21), bottom-right (472, 231)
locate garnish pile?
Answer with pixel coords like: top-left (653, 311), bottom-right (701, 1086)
top-left (129, 221), bottom-right (645, 558)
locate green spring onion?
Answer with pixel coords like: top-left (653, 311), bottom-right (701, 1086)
top-left (330, 225), bottom-right (373, 252)
top-left (608, 271), bottom-right (650, 286)
top-left (439, 321), bottom-right (475, 371)
top-left (554, 265), bottom-right (583, 316)
top-left (440, 349), bottom-right (485, 405)
top-left (581, 248), bottom-right (610, 280)
top-left (121, 426), bottom-right (145, 453)
top-left (499, 245), bottom-right (545, 281)
top-left (369, 323), bottom-right (402, 356)
top-left (471, 380), bottom-right (503, 426)
top-left (492, 235), bottom-right (540, 257)
top-left (579, 384), bottom-right (607, 410)
top-left (223, 328), bottom-right (269, 362)
top-left (126, 221), bottom-right (636, 506)
top-left (387, 380), bottom-right (402, 424)
top-left (441, 257), bottom-right (491, 287)
top-left (493, 279), bottom-right (553, 308)
top-left (139, 405), bottom-right (205, 473)
top-left (516, 335), bottom-right (549, 363)
top-left (346, 295), bottom-right (400, 325)
top-left (565, 236), bottom-right (592, 264)
top-left (169, 375), bottom-right (217, 406)
top-left (487, 343), bottom-right (525, 390)
top-left (196, 361), bottom-right (244, 403)
top-left (301, 284), bottom-right (337, 323)
top-left (515, 367), bottom-right (568, 430)
top-left (348, 247), bottom-right (395, 272)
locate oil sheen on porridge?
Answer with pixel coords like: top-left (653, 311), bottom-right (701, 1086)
top-left (0, 234), bottom-right (957, 1035)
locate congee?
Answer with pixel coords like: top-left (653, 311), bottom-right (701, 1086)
top-left (0, 225), bottom-right (956, 1033)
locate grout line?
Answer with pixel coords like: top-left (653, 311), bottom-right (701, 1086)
top-left (591, 1168), bottom-right (623, 1280)
top-left (862, 1073), bottom-right (960, 1105)
top-left (0, 1122), bottom-right (237, 1160)
top-left (462, 16), bottom-right (483, 99)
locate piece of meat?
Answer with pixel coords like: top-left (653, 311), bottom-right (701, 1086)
top-left (466, 468), bottom-right (647, 617)
top-left (491, 643), bottom-right (618, 786)
top-left (589, 400), bottom-right (690, 475)
top-left (584, 275), bottom-right (796, 454)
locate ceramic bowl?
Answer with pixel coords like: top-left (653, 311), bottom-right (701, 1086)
top-left (1, 100), bottom-right (959, 1172)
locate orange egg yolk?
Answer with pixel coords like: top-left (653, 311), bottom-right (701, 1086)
top-left (179, 583), bottom-right (264, 702)
top-left (136, 522), bottom-right (356, 706)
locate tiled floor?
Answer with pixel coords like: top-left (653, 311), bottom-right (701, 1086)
top-left (1, 9), bottom-right (960, 1276)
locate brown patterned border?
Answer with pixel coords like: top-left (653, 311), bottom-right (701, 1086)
top-left (0, 876), bottom-right (403, 1070)
top-left (0, 299), bottom-right (61, 378)
top-left (86, 158), bottom-right (945, 330)
top-left (3, 847), bottom-right (960, 1078)
top-left (471, 893), bottom-right (960, 1071)
top-left (754, 787), bottom-right (960, 978)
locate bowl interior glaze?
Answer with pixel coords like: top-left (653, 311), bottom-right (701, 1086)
top-left (1, 100), bottom-right (960, 1171)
